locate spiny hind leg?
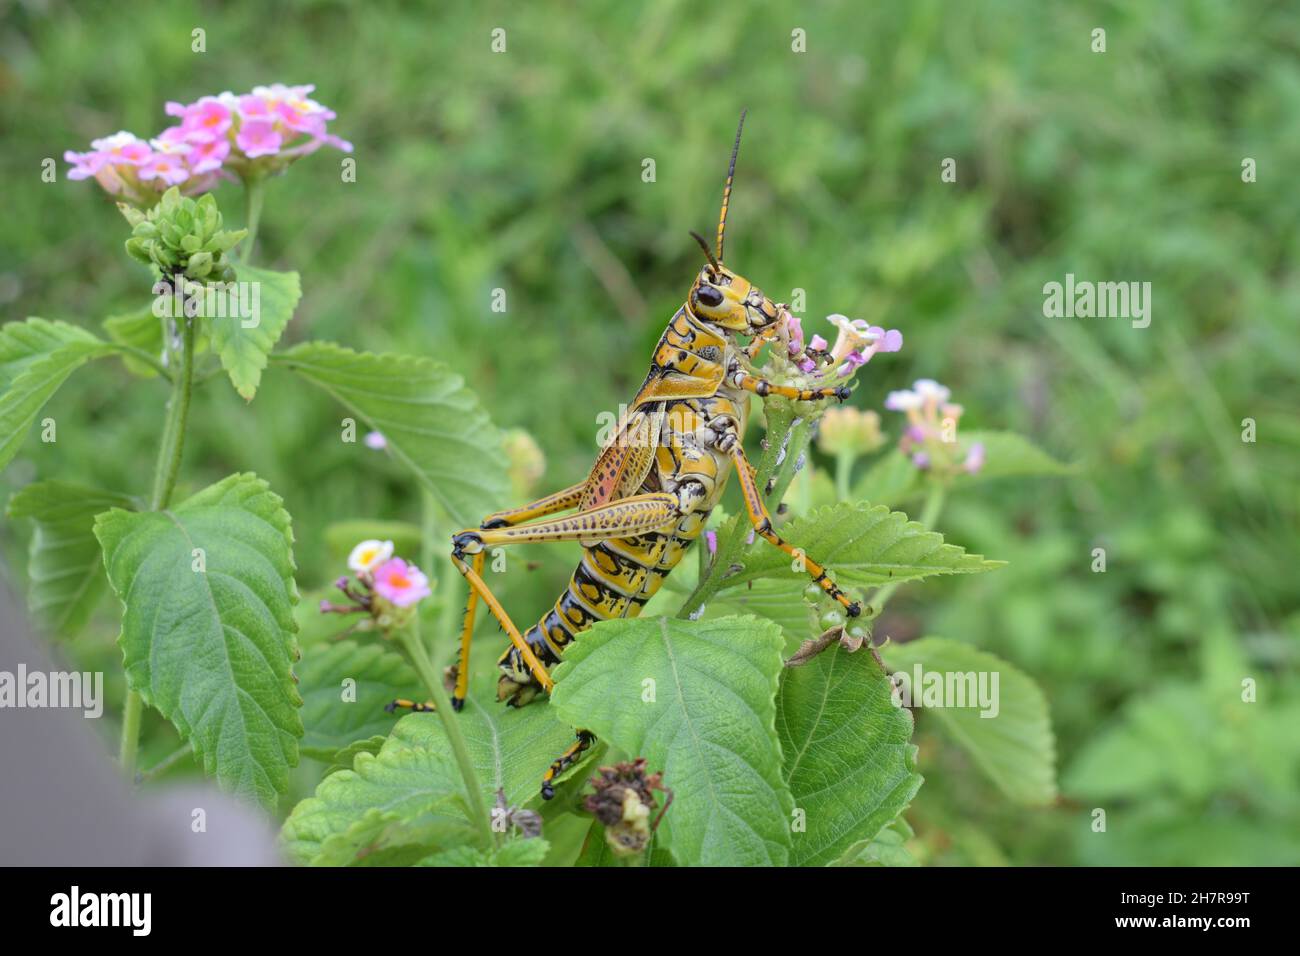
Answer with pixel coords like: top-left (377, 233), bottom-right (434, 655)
top-left (541, 730), bottom-right (597, 800)
top-left (479, 481), bottom-right (587, 529)
top-left (452, 489), bottom-right (703, 706)
top-left (729, 439), bottom-right (862, 617)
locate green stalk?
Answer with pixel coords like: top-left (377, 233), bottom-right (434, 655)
top-left (123, 315), bottom-right (197, 781)
top-left (678, 398), bottom-right (802, 619)
top-left (240, 174), bottom-right (266, 263)
top-left (834, 447), bottom-right (856, 502)
top-left (394, 620), bottom-right (494, 849)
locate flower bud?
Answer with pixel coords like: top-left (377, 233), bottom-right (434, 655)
top-left (121, 187), bottom-right (245, 281)
top-left (817, 406), bottom-right (884, 457)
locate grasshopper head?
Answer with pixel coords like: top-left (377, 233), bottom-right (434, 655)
top-left (684, 111), bottom-right (779, 335)
top-left (689, 261), bottom-right (780, 333)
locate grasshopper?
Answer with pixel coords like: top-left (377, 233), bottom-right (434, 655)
top-left (394, 113), bottom-right (861, 797)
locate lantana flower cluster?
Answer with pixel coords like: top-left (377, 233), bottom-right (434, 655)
top-left (769, 311), bottom-right (904, 393)
top-left (65, 84), bottom-right (351, 207)
top-left (885, 379), bottom-right (985, 475)
top-left (321, 539), bottom-right (432, 632)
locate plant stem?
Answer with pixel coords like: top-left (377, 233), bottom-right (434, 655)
top-left (678, 398), bottom-right (802, 619)
top-left (123, 315), bottom-right (197, 782)
top-left (150, 318), bottom-right (195, 511)
top-left (866, 482), bottom-right (947, 617)
top-left (835, 447), bottom-right (855, 502)
top-left (139, 741), bottom-right (194, 781)
top-left (241, 174), bottom-right (265, 264)
top-left (394, 621), bottom-right (495, 849)
top-left (119, 691), bottom-right (143, 783)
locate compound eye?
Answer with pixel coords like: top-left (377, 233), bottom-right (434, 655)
top-left (696, 284), bottom-right (724, 307)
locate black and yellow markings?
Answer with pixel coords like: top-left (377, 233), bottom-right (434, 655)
top-left (541, 730), bottom-right (597, 800)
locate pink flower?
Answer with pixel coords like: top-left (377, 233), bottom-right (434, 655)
top-left (237, 94), bottom-right (274, 121)
top-left (236, 119), bottom-right (283, 157)
top-left (185, 136), bottom-right (230, 174)
top-left (92, 131), bottom-right (152, 165)
top-left (137, 152), bottom-right (190, 186)
top-left (963, 442), bottom-right (986, 475)
top-left (808, 333), bottom-right (828, 351)
top-left (372, 558), bottom-right (432, 608)
top-left (64, 149), bottom-right (107, 180)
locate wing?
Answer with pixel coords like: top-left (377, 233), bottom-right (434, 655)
top-left (581, 405), bottom-right (666, 511)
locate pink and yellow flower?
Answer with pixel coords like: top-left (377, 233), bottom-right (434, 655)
top-left (371, 558), bottom-right (432, 608)
top-left (66, 82), bottom-right (352, 206)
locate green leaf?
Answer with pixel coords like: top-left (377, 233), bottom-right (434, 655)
top-left (0, 319), bottom-right (114, 470)
top-left (94, 472), bottom-right (303, 808)
top-left (210, 265), bottom-right (301, 401)
top-left (833, 817), bottom-right (917, 867)
top-left (282, 699), bottom-right (590, 866)
top-left (102, 307), bottom-right (163, 378)
top-left (271, 341), bottom-right (508, 527)
top-left (778, 645), bottom-right (922, 866)
top-left (6, 480), bottom-right (134, 637)
top-left (720, 502), bottom-right (1004, 591)
top-left (956, 430), bottom-right (1073, 482)
top-left (550, 615), bottom-right (794, 866)
top-left (882, 637), bottom-right (1057, 806)
top-left (297, 640), bottom-right (424, 761)
top-left (852, 448), bottom-right (922, 508)
top-left (417, 837), bottom-right (550, 867)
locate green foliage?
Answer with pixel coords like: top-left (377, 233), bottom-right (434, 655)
top-left (102, 307), bottom-right (164, 378)
top-left (835, 817), bottom-right (918, 867)
top-left (95, 472), bottom-right (303, 807)
top-left (210, 264), bottom-right (301, 401)
top-left (296, 639), bottom-right (423, 761)
top-left (282, 700), bottom-right (593, 865)
top-left (883, 637), bottom-right (1057, 807)
top-left (721, 502), bottom-right (1003, 590)
top-left (271, 342), bottom-right (508, 527)
top-left (0, 319), bottom-right (115, 470)
top-left (778, 646), bottom-right (923, 866)
top-left (418, 838), bottom-right (550, 867)
top-left (550, 615), bottom-right (793, 866)
top-left (6, 480), bottom-right (134, 636)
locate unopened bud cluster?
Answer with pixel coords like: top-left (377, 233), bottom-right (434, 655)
top-left (120, 188), bottom-right (245, 282)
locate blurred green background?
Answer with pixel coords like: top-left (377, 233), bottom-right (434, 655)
top-left (2, 0), bottom-right (1297, 865)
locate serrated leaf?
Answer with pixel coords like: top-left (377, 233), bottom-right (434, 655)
top-left (882, 637), bottom-right (1057, 806)
top-left (417, 837), bottom-right (550, 867)
top-left (94, 472), bottom-right (303, 808)
top-left (297, 640), bottom-right (424, 760)
top-left (0, 319), bottom-right (114, 470)
top-left (272, 342), bottom-right (507, 527)
top-left (209, 265), bottom-right (301, 400)
top-left (956, 430), bottom-right (1073, 482)
top-left (6, 480), bottom-right (134, 637)
top-left (778, 645), bottom-right (922, 866)
top-left (833, 817), bottom-right (917, 867)
top-left (282, 698), bottom-right (589, 865)
top-left (719, 502), bottom-right (1003, 591)
top-left (550, 615), bottom-right (794, 866)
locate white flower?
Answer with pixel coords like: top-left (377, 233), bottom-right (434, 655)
top-left (348, 539), bottom-right (394, 573)
top-left (913, 379), bottom-right (951, 404)
top-left (884, 389), bottom-right (922, 412)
